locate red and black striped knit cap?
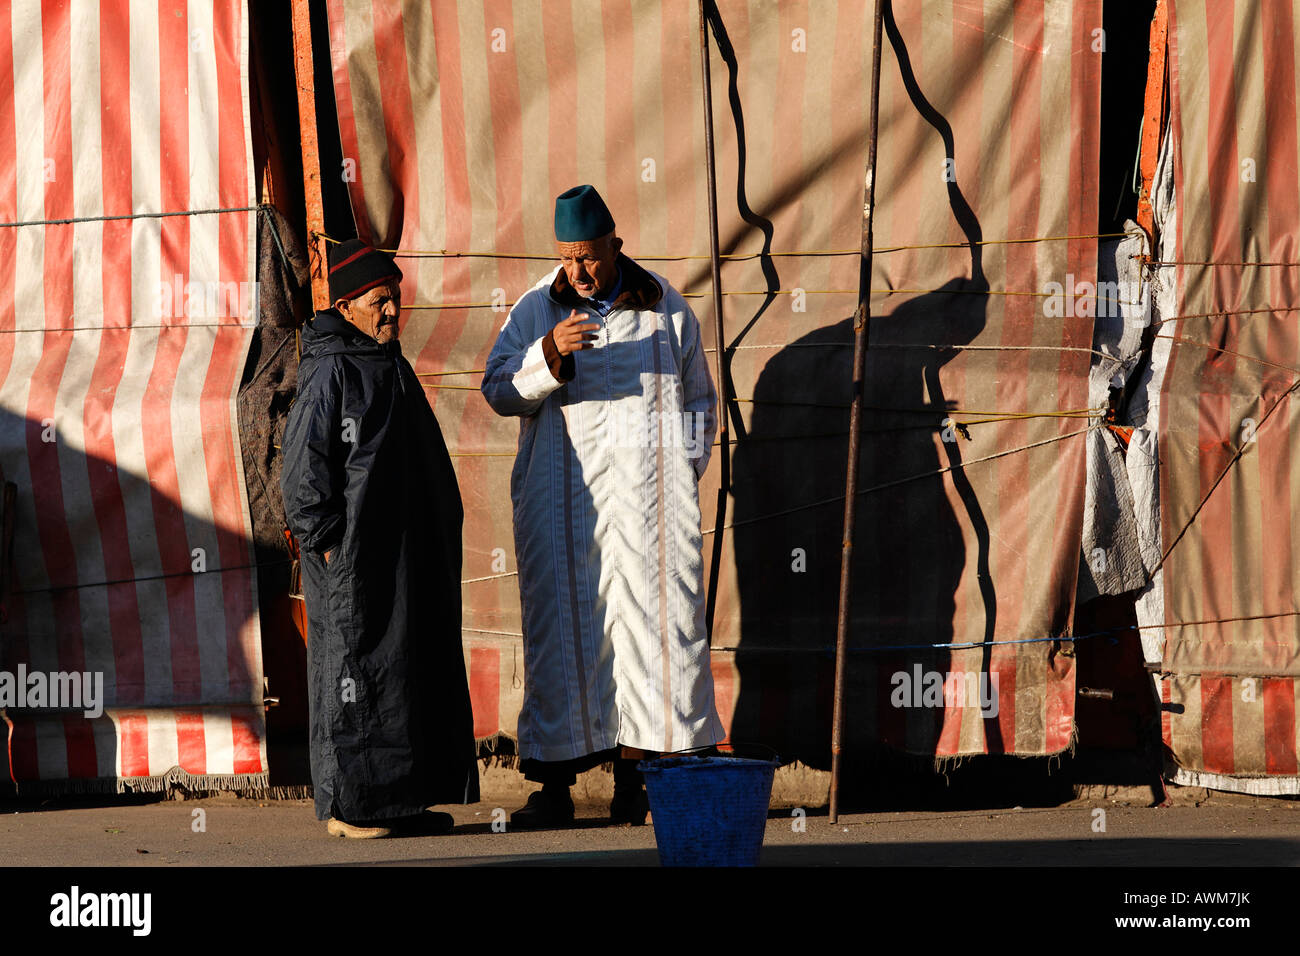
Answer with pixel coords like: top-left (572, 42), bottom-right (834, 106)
top-left (328, 238), bottom-right (403, 303)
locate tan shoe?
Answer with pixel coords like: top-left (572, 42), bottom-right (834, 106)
top-left (326, 817), bottom-right (393, 839)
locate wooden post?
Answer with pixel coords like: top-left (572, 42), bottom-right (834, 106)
top-left (290, 0), bottom-right (330, 312)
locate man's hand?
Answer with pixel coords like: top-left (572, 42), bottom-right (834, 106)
top-left (551, 311), bottom-right (599, 355)
top-left (324, 549), bottom-right (333, 565)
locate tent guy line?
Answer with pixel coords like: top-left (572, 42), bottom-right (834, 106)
top-left (463, 608), bottom-right (1300, 654)
top-left (703, 425), bottom-right (1102, 535)
top-left (313, 229), bottom-right (1130, 259)
top-left (1155, 377), bottom-right (1300, 573)
top-left (0, 205), bottom-right (262, 229)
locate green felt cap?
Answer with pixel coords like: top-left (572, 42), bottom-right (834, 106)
top-left (554, 185), bottom-right (616, 241)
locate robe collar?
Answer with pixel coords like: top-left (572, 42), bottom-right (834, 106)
top-left (304, 308), bottom-right (402, 359)
top-left (548, 253), bottom-right (662, 312)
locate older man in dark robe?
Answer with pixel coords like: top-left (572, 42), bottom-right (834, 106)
top-left (281, 239), bottom-right (479, 838)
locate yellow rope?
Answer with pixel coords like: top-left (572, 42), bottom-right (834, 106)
top-left (403, 287), bottom-right (1142, 307)
top-left (406, 302), bottom-right (501, 310)
top-left (404, 287), bottom-right (1142, 308)
top-left (443, 408), bottom-right (1101, 458)
top-left (312, 230), bottom-right (1128, 259)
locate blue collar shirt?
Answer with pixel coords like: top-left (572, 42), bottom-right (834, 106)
top-left (588, 268), bottom-right (623, 317)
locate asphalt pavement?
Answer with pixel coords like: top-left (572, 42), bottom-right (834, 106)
top-left (2, 792), bottom-right (1297, 867)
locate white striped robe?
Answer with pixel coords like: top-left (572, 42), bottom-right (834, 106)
top-left (482, 261), bottom-right (724, 762)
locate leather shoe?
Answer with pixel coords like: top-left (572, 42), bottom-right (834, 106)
top-left (510, 789), bottom-right (575, 830)
top-left (395, 809), bottom-right (455, 836)
top-left (326, 817), bottom-right (393, 839)
top-left (609, 786), bottom-right (650, 826)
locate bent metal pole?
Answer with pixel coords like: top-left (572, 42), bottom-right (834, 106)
top-left (830, 0), bottom-right (886, 825)
top-left (699, 0), bottom-right (730, 641)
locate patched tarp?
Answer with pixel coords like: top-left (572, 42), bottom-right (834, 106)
top-left (1147, 0), bottom-right (1300, 790)
top-left (0, 1), bottom-right (265, 792)
top-left (325, 0), bottom-right (1103, 764)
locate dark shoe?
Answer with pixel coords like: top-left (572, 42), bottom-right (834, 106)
top-left (326, 817), bottom-right (393, 839)
top-left (394, 809), bottom-right (455, 836)
top-left (510, 789), bottom-right (575, 830)
top-left (609, 786), bottom-right (649, 826)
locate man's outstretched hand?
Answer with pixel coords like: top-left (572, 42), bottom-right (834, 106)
top-left (552, 311), bottom-right (599, 355)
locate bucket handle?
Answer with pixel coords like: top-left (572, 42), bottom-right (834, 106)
top-left (649, 741), bottom-right (780, 763)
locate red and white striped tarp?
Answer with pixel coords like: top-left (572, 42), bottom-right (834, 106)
top-left (1153, 0), bottom-right (1300, 791)
top-left (326, 0), bottom-right (1100, 764)
top-left (0, 0), bottom-right (265, 793)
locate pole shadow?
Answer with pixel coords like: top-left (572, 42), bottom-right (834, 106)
top-left (729, 0), bottom-right (997, 791)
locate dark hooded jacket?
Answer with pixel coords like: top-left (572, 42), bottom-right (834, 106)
top-left (281, 308), bottom-right (479, 821)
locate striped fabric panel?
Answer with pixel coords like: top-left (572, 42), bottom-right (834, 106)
top-left (1158, 0), bottom-right (1300, 780)
top-left (0, 0), bottom-right (265, 791)
top-left (327, 0), bottom-right (1097, 760)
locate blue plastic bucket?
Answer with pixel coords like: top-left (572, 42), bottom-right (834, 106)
top-left (639, 754), bottom-right (779, 866)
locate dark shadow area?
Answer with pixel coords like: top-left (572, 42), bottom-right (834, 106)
top-left (1071, 593), bottom-right (1164, 797)
top-left (729, 0), bottom-right (1000, 798)
top-left (248, 0), bottom-right (354, 242)
top-left (0, 792), bottom-right (167, 812)
top-left (367, 836), bottom-right (1300, 868)
top-left (247, 0), bottom-right (356, 788)
top-left (758, 837), bottom-right (1300, 867)
top-left (239, 206), bottom-right (312, 790)
top-left (307, 0), bottom-right (361, 242)
top-left (0, 404), bottom-right (270, 798)
top-left (1098, 0), bottom-right (1159, 235)
top-left (701, 0), bottom-right (782, 637)
top-left (833, 752), bottom-right (1079, 812)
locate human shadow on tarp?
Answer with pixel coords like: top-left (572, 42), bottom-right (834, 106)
top-left (0, 404), bottom-right (266, 797)
top-left (728, 0), bottom-right (997, 783)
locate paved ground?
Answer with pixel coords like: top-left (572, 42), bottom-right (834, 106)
top-left (3, 789), bottom-right (1297, 867)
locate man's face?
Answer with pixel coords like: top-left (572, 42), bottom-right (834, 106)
top-left (336, 279), bottom-right (401, 344)
top-left (558, 234), bottom-right (622, 298)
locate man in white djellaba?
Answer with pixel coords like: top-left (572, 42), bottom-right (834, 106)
top-left (481, 184), bottom-right (725, 828)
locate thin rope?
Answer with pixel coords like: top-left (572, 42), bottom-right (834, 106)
top-left (1143, 259), bottom-right (1300, 267)
top-left (1152, 334), bottom-right (1300, 376)
top-left (401, 290), bottom-right (1140, 312)
top-left (0, 321), bottom-right (257, 333)
top-left (0, 205), bottom-right (262, 230)
top-left (459, 608), bottom-right (1300, 651)
top-left (15, 554), bottom-right (523, 592)
top-left (314, 230), bottom-right (1128, 259)
top-left (702, 424), bottom-right (1098, 535)
top-left (1156, 378), bottom-right (1300, 571)
top-left (14, 558), bottom-right (289, 595)
top-left (1152, 305), bottom-right (1300, 329)
top-left (461, 571), bottom-right (518, 584)
top-left (448, 412), bottom-right (1099, 456)
top-left (704, 342), bottom-right (1128, 366)
top-left (681, 288), bottom-right (856, 297)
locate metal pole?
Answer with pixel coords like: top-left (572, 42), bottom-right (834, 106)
top-left (829, 0), bottom-right (886, 825)
top-left (699, 0), bottom-right (730, 639)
